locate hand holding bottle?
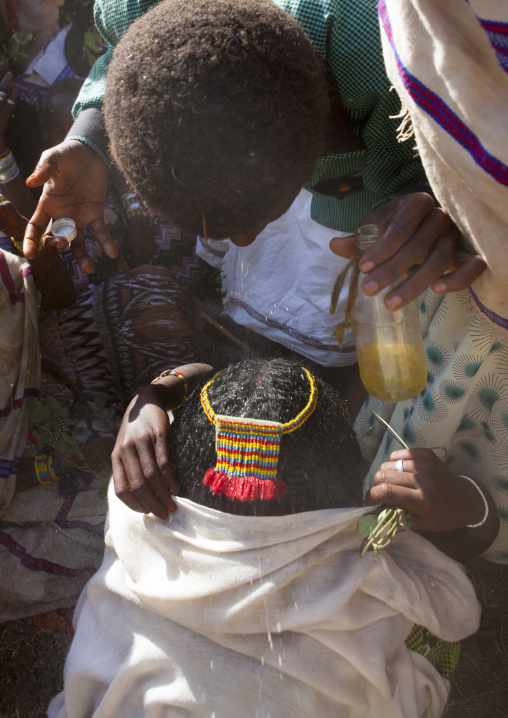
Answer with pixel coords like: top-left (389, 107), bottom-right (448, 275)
top-left (329, 192), bottom-right (486, 309)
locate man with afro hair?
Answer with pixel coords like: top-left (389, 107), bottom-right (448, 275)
top-left (103, 0), bottom-right (330, 238)
top-left (23, 0), bottom-right (483, 306)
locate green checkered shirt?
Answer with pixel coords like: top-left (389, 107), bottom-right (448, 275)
top-left (73, 0), bottom-right (429, 232)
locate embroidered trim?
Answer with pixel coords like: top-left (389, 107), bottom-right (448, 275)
top-left (0, 387), bottom-right (40, 418)
top-left (198, 235), bottom-right (226, 259)
top-left (0, 251), bottom-right (26, 304)
top-left (477, 17), bottom-right (508, 73)
top-left (0, 530), bottom-right (94, 577)
top-left (469, 287), bottom-right (508, 331)
top-left (378, 0), bottom-right (508, 187)
top-left (225, 297), bottom-right (356, 353)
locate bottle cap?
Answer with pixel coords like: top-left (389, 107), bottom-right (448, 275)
top-left (52, 218), bottom-right (77, 244)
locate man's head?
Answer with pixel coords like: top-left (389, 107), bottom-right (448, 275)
top-left (170, 358), bottom-right (363, 516)
top-left (104, 0), bottom-right (330, 238)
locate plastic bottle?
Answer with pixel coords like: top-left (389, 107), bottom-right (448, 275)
top-left (352, 225), bottom-right (427, 402)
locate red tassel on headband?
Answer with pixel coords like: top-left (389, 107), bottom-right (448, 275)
top-left (199, 368), bottom-right (317, 501)
top-left (202, 415), bottom-right (288, 501)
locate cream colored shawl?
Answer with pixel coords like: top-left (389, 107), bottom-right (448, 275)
top-left (379, 0), bottom-right (508, 317)
top-left (49, 487), bottom-right (480, 718)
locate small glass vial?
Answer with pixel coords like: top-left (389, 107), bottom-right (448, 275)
top-left (352, 225), bottom-right (427, 402)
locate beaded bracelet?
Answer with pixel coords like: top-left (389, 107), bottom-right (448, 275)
top-left (10, 235), bottom-right (44, 255)
top-left (126, 205), bottom-right (146, 219)
top-left (151, 369), bottom-right (189, 409)
top-left (460, 475), bottom-right (489, 528)
top-left (120, 190), bottom-right (147, 219)
top-left (34, 452), bottom-right (62, 484)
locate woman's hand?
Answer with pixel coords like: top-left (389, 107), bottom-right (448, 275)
top-left (23, 140), bottom-right (117, 271)
top-left (365, 448), bottom-right (500, 563)
top-left (111, 363), bottom-right (213, 517)
top-left (0, 198), bottom-right (26, 239)
top-left (111, 384), bottom-right (179, 519)
top-left (329, 192), bottom-right (486, 310)
top-left (365, 448), bottom-right (488, 532)
top-left (0, 200), bottom-right (77, 308)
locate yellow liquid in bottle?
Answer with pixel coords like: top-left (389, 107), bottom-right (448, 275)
top-left (356, 342), bottom-right (427, 402)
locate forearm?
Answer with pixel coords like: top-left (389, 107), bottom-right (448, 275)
top-left (0, 174), bottom-right (37, 219)
top-left (417, 478), bottom-right (500, 564)
top-left (0, 143), bottom-right (37, 218)
top-left (147, 363), bottom-right (214, 411)
top-left (66, 107), bottom-right (111, 169)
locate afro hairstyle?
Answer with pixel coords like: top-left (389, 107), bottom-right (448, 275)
top-left (103, 0), bottom-right (330, 237)
top-left (170, 358), bottom-right (363, 516)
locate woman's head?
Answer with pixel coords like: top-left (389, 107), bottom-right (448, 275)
top-left (104, 0), bottom-right (330, 238)
top-left (170, 358), bottom-right (363, 516)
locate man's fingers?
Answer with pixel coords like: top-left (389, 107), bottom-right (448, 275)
top-left (116, 439), bottom-right (171, 518)
top-left (366, 482), bottom-right (421, 512)
top-left (375, 466), bottom-right (418, 485)
top-left (329, 235), bottom-right (355, 259)
top-left (359, 193), bottom-right (435, 271)
top-left (361, 211), bottom-right (457, 304)
top-left (153, 433), bottom-right (178, 497)
top-left (23, 206), bottom-right (51, 259)
top-left (380, 232), bottom-right (457, 309)
top-left (89, 217), bottom-right (117, 259)
top-left (144, 426), bottom-right (177, 510)
top-left (431, 253), bottom-right (487, 293)
top-left (69, 233), bottom-right (94, 272)
top-left (41, 226), bottom-right (69, 255)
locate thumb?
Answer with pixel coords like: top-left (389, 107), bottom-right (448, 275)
top-left (329, 234), bottom-right (355, 259)
top-left (26, 155), bottom-right (56, 188)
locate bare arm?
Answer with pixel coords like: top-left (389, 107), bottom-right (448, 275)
top-left (111, 363), bottom-right (214, 517)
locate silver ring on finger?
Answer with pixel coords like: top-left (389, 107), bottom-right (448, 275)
top-left (0, 91), bottom-right (6, 101)
top-left (395, 459), bottom-right (404, 472)
top-left (6, 98), bottom-right (15, 107)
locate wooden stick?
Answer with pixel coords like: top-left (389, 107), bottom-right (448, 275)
top-left (199, 310), bottom-right (255, 354)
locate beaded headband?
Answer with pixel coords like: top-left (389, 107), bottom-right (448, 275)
top-left (199, 367), bottom-right (317, 501)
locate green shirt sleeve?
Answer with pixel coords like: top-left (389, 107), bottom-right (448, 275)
top-left (72, 0), bottom-right (160, 118)
top-left (273, 0), bottom-right (430, 232)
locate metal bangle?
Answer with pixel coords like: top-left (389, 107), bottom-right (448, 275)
top-left (0, 166), bottom-right (20, 184)
top-left (460, 475), bottom-right (489, 528)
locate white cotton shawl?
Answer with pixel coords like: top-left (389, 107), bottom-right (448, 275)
top-left (48, 488), bottom-right (480, 718)
top-left (379, 0), bottom-right (508, 317)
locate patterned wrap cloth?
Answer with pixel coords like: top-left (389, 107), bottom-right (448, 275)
top-left (0, 249), bottom-right (40, 518)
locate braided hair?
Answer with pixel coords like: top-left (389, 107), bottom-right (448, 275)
top-left (170, 358), bottom-right (363, 516)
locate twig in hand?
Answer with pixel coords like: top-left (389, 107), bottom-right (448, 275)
top-left (356, 410), bottom-right (411, 556)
